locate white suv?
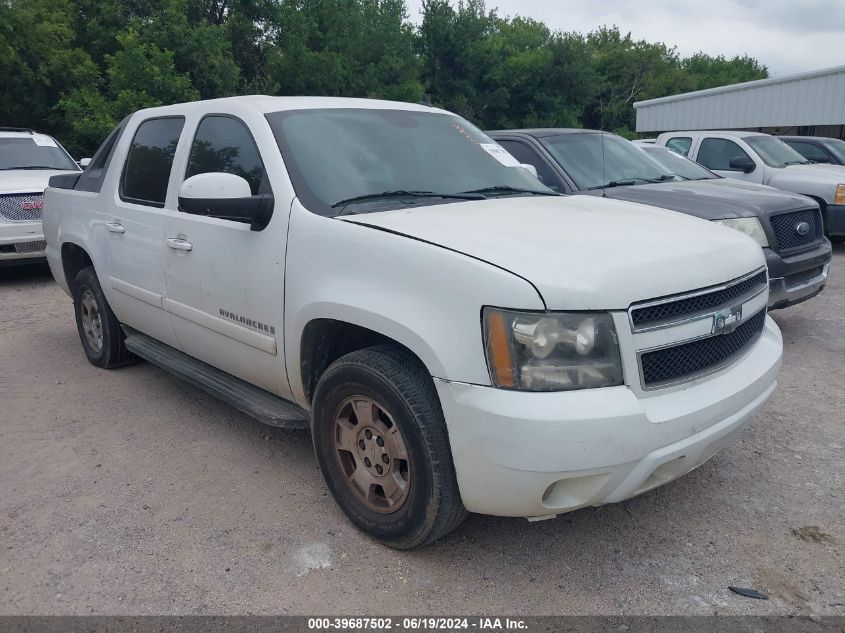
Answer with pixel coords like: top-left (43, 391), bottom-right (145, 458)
top-left (0, 127), bottom-right (81, 266)
top-left (43, 97), bottom-right (782, 548)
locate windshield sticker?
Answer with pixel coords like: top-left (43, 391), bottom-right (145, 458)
top-left (32, 136), bottom-right (58, 147)
top-left (480, 143), bottom-right (522, 167)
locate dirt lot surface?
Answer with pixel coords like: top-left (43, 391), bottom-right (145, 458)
top-left (1, 247), bottom-right (843, 616)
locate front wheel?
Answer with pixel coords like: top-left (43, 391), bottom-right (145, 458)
top-left (312, 345), bottom-right (467, 549)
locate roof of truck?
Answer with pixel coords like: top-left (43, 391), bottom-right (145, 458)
top-left (488, 128), bottom-right (603, 138)
top-left (130, 95), bottom-right (451, 118)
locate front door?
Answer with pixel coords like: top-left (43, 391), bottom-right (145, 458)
top-left (104, 116), bottom-right (185, 348)
top-left (163, 114), bottom-right (291, 397)
top-left (696, 137), bottom-right (764, 184)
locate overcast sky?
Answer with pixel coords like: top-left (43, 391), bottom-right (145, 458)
top-left (406, 0), bottom-right (845, 77)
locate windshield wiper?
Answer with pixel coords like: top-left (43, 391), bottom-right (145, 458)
top-left (0, 165), bottom-right (60, 171)
top-left (332, 190), bottom-right (485, 214)
top-left (784, 160), bottom-right (809, 166)
top-left (459, 185), bottom-right (559, 197)
top-left (586, 176), bottom-right (672, 190)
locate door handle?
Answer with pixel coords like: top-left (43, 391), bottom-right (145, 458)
top-left (166, 237), bottom-right (193, 252)
top-left (105, 221), bottom-right (125, 234)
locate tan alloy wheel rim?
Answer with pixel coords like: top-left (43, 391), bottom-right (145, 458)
top-left (333, 396), bottom-right (411, 514)
top-left (80, 289), bottom-right (104, 353)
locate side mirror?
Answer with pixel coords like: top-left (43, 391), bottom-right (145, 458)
top-left (177, 172), bottom-right (273, 231)
top-left (78, 158), bottom-right (91, 168)
top-left (519, 163), bottom-right (539, 178)
top-left (729, 156), bottom-right (755, 173)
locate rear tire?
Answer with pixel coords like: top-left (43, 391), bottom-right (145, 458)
top-left (72, 267), bottom-right (135, 369)
top-left (312, 345), bottom-right (467, 549)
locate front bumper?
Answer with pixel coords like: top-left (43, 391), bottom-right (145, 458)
top-left (436, 316), bottom-right (782, 518)
top-left (763, 240), bottom-right (831, 309)
top-left (0, 221), bottom-right (46, 266)
top-left (826, 203), bottom-right (845, 237)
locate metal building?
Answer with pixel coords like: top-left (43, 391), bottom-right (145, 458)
top-left (634, 65), bottom-right (845, 139)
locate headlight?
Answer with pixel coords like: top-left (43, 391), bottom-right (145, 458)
top-left (483, 308), bottom-right (623, 391)
top-left (835, 184), bottom-right (845, 205)
top-left (712, 217), bottom-right (768, 247)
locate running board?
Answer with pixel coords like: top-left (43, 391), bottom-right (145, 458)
top-left (123, 328), bottom-right (309, 430)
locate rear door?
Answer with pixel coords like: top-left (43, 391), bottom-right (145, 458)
top-left (163, 112), bottom-right (292, 398)
top-left (104, 116), bottom-right (185, 347)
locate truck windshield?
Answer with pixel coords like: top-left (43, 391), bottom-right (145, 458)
top-left (266, 108), bottom-right (554, 216)
top-left (744, 136), bottom-right (809, 168)
top-left (538, 132), bottom-right (675, 190)
top-left (641, 146), bottom-right (718, 180)
top-left (824, 139), bottom-right (845, 164)
top-left (0, 137), bottom-right (79, 171)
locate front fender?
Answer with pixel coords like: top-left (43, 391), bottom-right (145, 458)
top-left (284, 200), bottom-right (544, 405)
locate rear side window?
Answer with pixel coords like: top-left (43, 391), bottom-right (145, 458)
top-left (697, 138), bottom-right (752, 171)
top-left (120, 117), bottom-right (185, 207)
top-left (186, 115), bottom-right (267, 195)
top-left (665, 137), bottom-right (692, 156)
top-left (75, 120), bottom-right (127, 193)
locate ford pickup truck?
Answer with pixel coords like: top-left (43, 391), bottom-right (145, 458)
top-left (0, 127), bottom-right (81, 266)
top-left (487, 129), bottom-right (831, 310)
top-left (43, 97), bottom-right (782, 548)
top-left (656, 130), bottom-right (845, 243)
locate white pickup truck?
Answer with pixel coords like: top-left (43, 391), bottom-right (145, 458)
top-left (43, 97), bottom-right (782, 548)
top-left (656, 130), bottom-right (845, 243)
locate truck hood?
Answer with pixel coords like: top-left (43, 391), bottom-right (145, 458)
top-left (341, 195), bottom-right (764, 310)
top-left (767, 164), bottom-right (845, 202)
top-left (587, 179), bottom-right (814, 220)
top-left (0, 169), bottom-right (80, 193)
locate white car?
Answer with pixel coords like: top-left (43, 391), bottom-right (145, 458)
top-left (0, 127), bottom-right (81, 266)
top-left (43, 97), bottom-right (782, 548)
top-left (656, 130), bottom-right (845, 242)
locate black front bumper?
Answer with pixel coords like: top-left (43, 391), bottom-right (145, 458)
top-left (764, 239), bottom-right (832, 309)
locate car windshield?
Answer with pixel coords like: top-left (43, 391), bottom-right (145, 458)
top-left (641, 146), bottom-right (718, 180)
top-left (266, 108), bottom-right (553, 216)
top-left (744, 136), bottom-right (808, 168)
top-left (824, 139), bottom-right (845, 164)
top-left (0, 136), bottom-right (79, 171)
top-left (538, 132), bottom-right (674, 190)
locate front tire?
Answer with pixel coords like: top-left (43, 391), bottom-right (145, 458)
top-left (312, 345), bottom-right (467, 549)
top-left (72, 267), bottom-right (135, 369)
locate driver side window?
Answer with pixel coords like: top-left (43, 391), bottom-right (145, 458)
top-left (186, 115), bottom-right (268, 195)
top-left (697, 138), bottom-right (752, 171)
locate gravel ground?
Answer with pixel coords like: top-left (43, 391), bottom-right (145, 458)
top-left (0, 247), bottom-right (843, 616)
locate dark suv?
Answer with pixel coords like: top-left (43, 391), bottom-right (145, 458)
top-left (488, 128), bottom-right (832, 310)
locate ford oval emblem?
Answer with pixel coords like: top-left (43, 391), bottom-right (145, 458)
top-left (795, 221), bottom-right (811, 236)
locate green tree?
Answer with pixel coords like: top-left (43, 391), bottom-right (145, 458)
top-left (267, 0), bottom-right (423, 102)
top-left (0, 0), bottom-right (98, 138)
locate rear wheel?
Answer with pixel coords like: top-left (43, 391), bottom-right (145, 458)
top-left (312, 345), bottom-right (467, 549)
top-left (72, 267), bottom-right (135, 369)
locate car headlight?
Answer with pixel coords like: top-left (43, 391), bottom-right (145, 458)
top-left (835, 184), bottom-right (845, 205)
top-left (483, 308), bottom-right (623, 391)
top-left (712, 217), bottom-right (768, 247)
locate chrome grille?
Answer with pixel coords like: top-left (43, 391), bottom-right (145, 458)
top-left (14, 240), bottom-right (46, 253)
top-left (640, 309), bottom-right (766, 387)
top-left (0, 193), bottom-right (43, 223)
top-left (630, 270), bottom-right (767, 330)
top-left (769, 208), bottom-right (821, 252)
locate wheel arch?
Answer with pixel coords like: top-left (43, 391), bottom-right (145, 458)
top-left (60, 241), bottom-right (94, 294)
top-left (298, 317), bottom-right (440, 406)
